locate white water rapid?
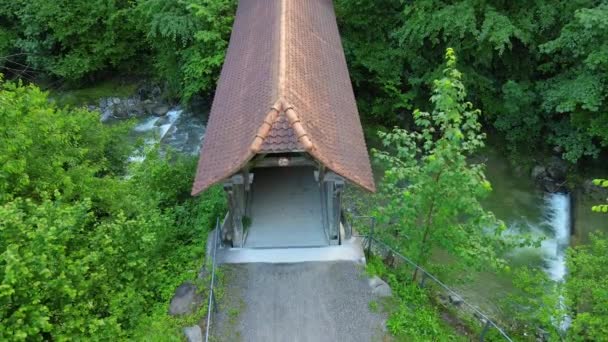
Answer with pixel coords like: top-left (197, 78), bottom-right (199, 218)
top-left (128, 108), bottom-right (184, 163)
top-left (541, 192), bottom-right (572, 331)
top-left (541, 192), bottom-right (571, 282)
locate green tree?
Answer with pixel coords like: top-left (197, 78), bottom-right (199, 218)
top-left (336, 0), bottom-right (608, 162)
top-left (591, 179), bottom-right (608, 213)
top-left (502, 267), bottom-right (563, 340)
top-left (0, 77), bottom-right (131, 203)
top-left (0, 0), bottom-right (144, 80)
top-left (334, 0), bottom-right (406, 124)
top-left (565, 233), bottom-right (608, 340)
top-left (372, 49), bottom-right (514, 279)
top-left (539, 3), bottom-right (608, 162)
top-left (138, 0), bottom-right (236, 101)
top-left (0, 78), bottom-right (225, 340)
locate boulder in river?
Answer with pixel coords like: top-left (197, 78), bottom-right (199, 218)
top-left (541, 176), bottom-right (564, 193)
top-left (531, 165), bottom-right (547, 180)
top-left (137, 83), bottom-right (163, 101)
top-left (582, 179), bottom-right (608, 202)
top-left (98, 96), bottom-right (146, 121)
top-left (152, 104), bottom-right (170, 116)
top-left (546, 157), bottom-right (568, 181)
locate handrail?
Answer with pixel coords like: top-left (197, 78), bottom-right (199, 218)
top-left (347, 215), bottom-right (512, 341)
top-left (204, 217), bottom-right (221, 342)
top-left (368, 237), bottom-right (512, 341)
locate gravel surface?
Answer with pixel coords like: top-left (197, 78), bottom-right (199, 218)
top-left (213, 261), bottom-right (387, 342)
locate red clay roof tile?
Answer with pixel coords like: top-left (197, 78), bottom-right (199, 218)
top-left (192, 0), bottom-right (375, 195)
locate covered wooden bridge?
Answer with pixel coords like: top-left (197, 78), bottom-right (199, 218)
top-left (192, 0), bottom-right (375, 249)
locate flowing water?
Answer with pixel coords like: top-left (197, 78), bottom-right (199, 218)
top-left (128, 107), bottom-right (206, 162)
top-left (475, 149), bottom-right (607, 330)
top-left (483, 149), bottom-right (606, 271)
top-left (541, 193), bottom-right (571, 282)
top-left (501, 192), bottom-right (572, 281)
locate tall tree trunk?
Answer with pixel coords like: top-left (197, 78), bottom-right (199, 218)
top-left (412, 170), bottom-right (443, 282)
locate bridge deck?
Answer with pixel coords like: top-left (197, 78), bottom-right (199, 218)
top-left (244, 167), bottom-right (327, 248)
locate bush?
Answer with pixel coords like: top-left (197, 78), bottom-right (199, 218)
top-left (0, 0), bottom-right (145, 80)
top-left (0, 78), bottom-right (226, 340)
top-left (137, 0), bottom-right (236, 101)
top-left (365, 256), bottom-right (463, 341)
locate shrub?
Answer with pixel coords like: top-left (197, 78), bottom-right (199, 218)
top-left (0, 78), bottom-right (225, 340)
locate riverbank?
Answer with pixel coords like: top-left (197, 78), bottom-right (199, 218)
top-left (344, 127), bottom-right (606, 339)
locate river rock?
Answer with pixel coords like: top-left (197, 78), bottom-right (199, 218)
top-left (152, 104), bottom-right (170, 116)
top-left (553, 145), bottom-right (564, 154)
top-left (368, 276), bottom-right (392, 297)
top-left (531, 165), bottom-right (546, 180)
top-left (137, 83), bottom-right (163, 101)
top-left (100, 109), bottom-right (113, 123)
top-left (448, 294), bottom-right (464, 306)
top-left (546, 157), bottom-right (568, 181)
top-left (582, 179), bottom-right (608, 201)
top-left (183, 325), bottom-right (203, 342)
top-left (541, 176), bottom-right (562, 193)
top-left (169, 282), bottom-right (203, 316)
top-left (99, 96), bottom-right (146, 120)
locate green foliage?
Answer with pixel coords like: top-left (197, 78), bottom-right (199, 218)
top-left (366, 256), bottom-right (462, 341)
top-left (0, 27), bottom-right (16, 61)
top-left (0, 0), bottom-right (145, 80)
top-left (502, 235), bottom-right (608, 341)
top-left (539, 4), bottom-right (608, 162)
top-left (387, 284), bottom-right (460, 341)
top-left (591, 179), bottom-right (608, 213)
top-left (334, 0), bottom-right (406, 124)
top-left (372, 50), bottom-right (515, 277)
top-left (336, 0), bottom-right (608, 162)
top-left (565, 233), bottom-right (608, 340)
top-left (501, 267), bottom-right (562, 340)
top-left (0, 79), bottom-right (226, 340)
top-left (51, 80), bottom-right (138, 107)
top-left (0, 0), bottom-right (235, 102)
top-left (0, 77), bottom-right (131, 203)
top-left (138, 0), bottom-right (236, 101)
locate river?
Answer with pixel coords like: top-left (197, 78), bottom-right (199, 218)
top-left (483, 149), bottom-right (607, 278)
top-left (462, 148), bottom-right (606, 331)
top-left (128, 107), bottom-right (206, 162)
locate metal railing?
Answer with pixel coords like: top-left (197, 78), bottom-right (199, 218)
top-left (204, 217), bottom-right (221, 342)
top-left (348, 215), bottom-right (512, 342)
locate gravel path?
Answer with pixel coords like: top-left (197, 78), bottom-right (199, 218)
top-left (213, 261), bottom-right (387, 342)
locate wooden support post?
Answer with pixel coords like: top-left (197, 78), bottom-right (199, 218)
top-left (224, 174), bottom-right (249, 247)
top-left (322, 172), bottom-right (344, 245)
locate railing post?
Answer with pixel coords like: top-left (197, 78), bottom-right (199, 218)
top-left (367, 217), bottom-right (375, 256)
top-left (479, 320), bottom-right (491, 342)
top-left (205, 217), bottom-right (220, 342)
top-left (348, 218), bottom-right (512, 342)
top-left (420, 272), bottom-right (428, 288)
top-left (212, 291), bottom-right (218, 313)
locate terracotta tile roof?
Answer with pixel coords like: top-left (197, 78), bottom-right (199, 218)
top-left (192, 0), bottom-right (375, 195)
top-left (260, 113), bottom-right (303, 153)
